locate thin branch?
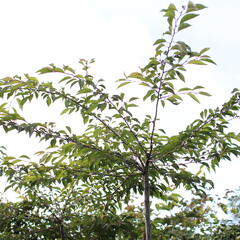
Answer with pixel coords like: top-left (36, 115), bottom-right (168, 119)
top-left (36, 87), bottom-right (143, 161)
top-left (1, 81), bottom-right (144, 170)
top-left (149, 12), bottom-right (183, 159)
top-left (57, 70), bottom-right (146, 158)
top-left (104, 96), bottom-right (146, 165)
top-left (0, 118), bottom-right (146, 172)
top-left (151, 97), bottom-right (240, 163)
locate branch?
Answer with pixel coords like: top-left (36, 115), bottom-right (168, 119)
top-left (0, 79), bottom-right (144, 168)
top-left (104, 96), bottom-right (146, 165)
top-left (36, 87), bottom-right (144, 162)
top-left (151, 92), bottom-right (240, 162)
top-left (149, 11), bottom-right (183, 158)
top-left (0, 119), bottom-right (145, 172)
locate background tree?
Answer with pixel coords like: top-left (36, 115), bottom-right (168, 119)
top-left (0, 1), bottom-right (240, 240)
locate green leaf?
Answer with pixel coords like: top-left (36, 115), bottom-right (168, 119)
top-left (50, 139), bottom-right (56, 147)
top-left (187, 2), bottom-right (207, 13)
top-left (178, 23), bottom-right (191, 31)
top-left (117, 81), bottom-right (131, 89)
top-left (232, 88), bottom-right (239, 94)
top-left (180, 13), bottom-right (199, 24)
top-left (63, 65), bottom-right (75, 73)
top-left (178, 87), bottom-right (192, 92)
top-left (127, 104), bottom-right (138, 108)
top-left (37, 66), bottom-right (64, 74)
top-left (169, 3), bottom-right (176, 10)
top-left (129, 97), bottom-right (138, 102)
top-left (162, 4), bottom-right (176, 29)
top-left (176, 71), bottom-right (185, 82)
top-left (11, 159), bottom-right (22, 164)
top-left (35, 151), bottom-right (45, 155)
top-left (46, 97), bottom-right (51, 106)
top-left (66, 126), bottom-right (72, 134)
top-left (153, 38), bottom-right (166, 46)
top-left (188, 60), bottom-right (206, 65)
top-left (98, 103), bottom-right (107, 111)
top-left (139, 82), bottom-right (150, 87)
top-left (143, 90), bottom-right (154, 101)
top-left (199, 91), bottom-right (211, 96)
top-left (37, 67), bottom-right (54, 74)
top-left (19, 155), bottom-right (30, 159)
top-left (128, 72), bottom-right (143, 79)
top-left (59, 76), bottom-right (72, 83)
top-left (161, 100), bottom-right (165, 107)
top-left (60, 108), bottom-right (69, 115)
top-left (25, 74), bottom-right (39, 85)
top-left (188, 93), bottom-right (200, 103)
top-left (176, 41), bottom-right (191, 52)
top-left (0, 103), bottom-right (7, 111)
top-left (201, 58), bottom-right (216, 65)
top-left (193, 85), bottom-right (204, 90)
top-left (78, 88), bottom-right (92, 94)
top-left (200, 48), bottom-right (210, 55)
top-left (82, 115), bottom-right (89, 124)
top-left (17, 98), bottom-right (28, 110)
top-left (196, 4), bottom-right (207, 11)
top-left (167, 94), bottom-right (182, 102)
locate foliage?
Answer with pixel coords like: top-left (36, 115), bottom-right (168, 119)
top-left (1, 187), bottom-right (240, 239)
top-left (0, 1), bottom-right (240, 239)
top-left (150, 188), bottom-right (240, 240)
top-left (210, 189), bottom-right (240, 240)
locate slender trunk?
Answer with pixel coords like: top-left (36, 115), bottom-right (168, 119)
top-left (143, 169), bottom-right (152, 240)
top-left (60, 220), bottom-right (65, 240)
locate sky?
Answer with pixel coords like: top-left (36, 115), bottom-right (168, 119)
top-left (0, 0), bottom-right (239, 198)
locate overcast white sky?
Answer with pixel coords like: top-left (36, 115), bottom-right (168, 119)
top-left (0, 0), bottom-right (240, 197)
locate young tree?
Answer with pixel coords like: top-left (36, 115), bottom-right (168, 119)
top-left (0, 2), bottom-right (240, 239)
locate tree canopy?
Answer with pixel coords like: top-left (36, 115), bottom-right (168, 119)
top-left (0, 1), bottom-right (240, 240)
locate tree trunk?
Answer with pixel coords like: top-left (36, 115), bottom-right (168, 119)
top-left (60, 221), bottom-right (65, 240)
top-left (143, 169), bottom-right (152, 240)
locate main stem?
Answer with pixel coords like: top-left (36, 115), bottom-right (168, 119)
top-left (60, 221), bottom-right (65, 240)
top-left (143, 167), bottom-right (152, 240)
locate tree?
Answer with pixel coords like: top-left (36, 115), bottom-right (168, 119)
top-left (150, 188), bottom-right (240, 239)
top-left (0, 1), bottom-right (240, 239)
top-left (210, 188), bottom-right (240, 240)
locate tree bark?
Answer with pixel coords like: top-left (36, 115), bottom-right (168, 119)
top-left (143, 169), bottom-right (152, 240)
